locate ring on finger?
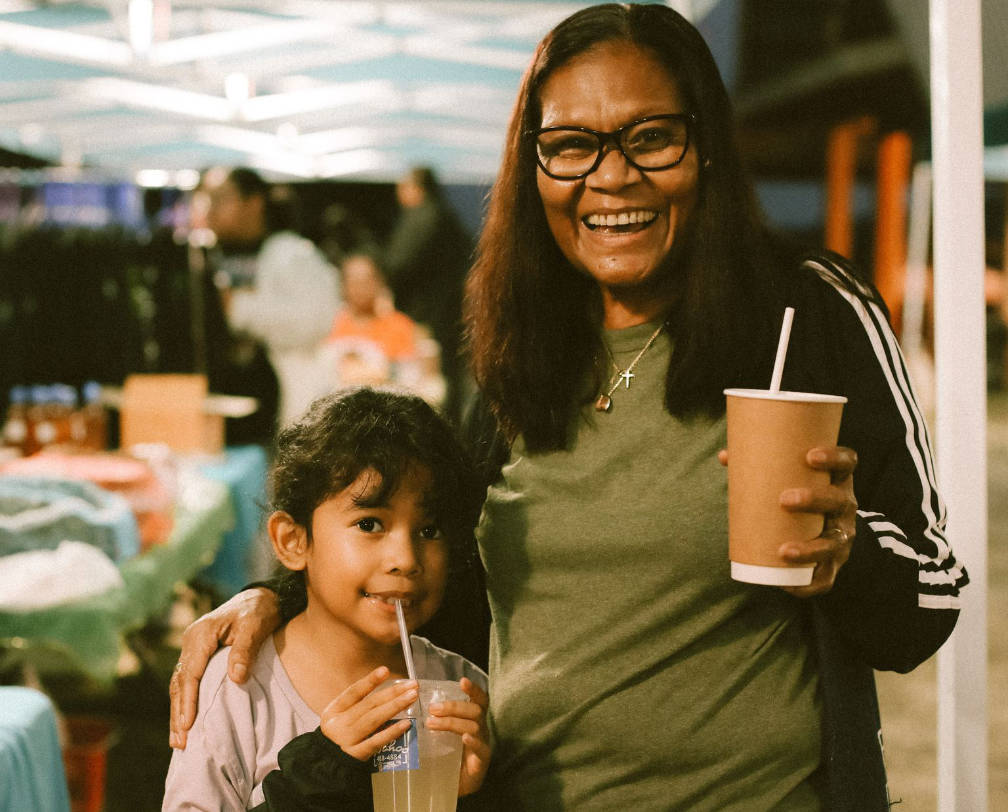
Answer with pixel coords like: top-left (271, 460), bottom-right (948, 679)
top-left (830, 526), bottom-right (850, 546)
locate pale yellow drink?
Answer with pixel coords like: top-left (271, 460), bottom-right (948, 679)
top-left (371, 680), bottom-right (466, 812)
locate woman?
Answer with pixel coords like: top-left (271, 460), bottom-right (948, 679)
top-left (171, 6), bottom-right (966, 810)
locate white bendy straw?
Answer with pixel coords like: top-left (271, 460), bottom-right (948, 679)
top-left (394, 599), bottom-right (418, 682)
top-left (769, 307), bottom-right (795, 392)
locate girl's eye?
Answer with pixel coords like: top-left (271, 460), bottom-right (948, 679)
top-left (356, 517), bottom-right (383, 533)
top-left (419, 525), bottom-right (442, 540)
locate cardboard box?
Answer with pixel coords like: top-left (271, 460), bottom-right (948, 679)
top-left (116, 374), bottom-right (257, 453)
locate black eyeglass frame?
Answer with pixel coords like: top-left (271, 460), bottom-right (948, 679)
top-left (530, 113), bottom-right (696, 180)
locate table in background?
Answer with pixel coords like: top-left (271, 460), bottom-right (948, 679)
top-left (0, 685), bottom-right (71, 812)
top-left (0, 470), bottom-right (233, 683)
top-left (196, 444), bottom-right (269, 597)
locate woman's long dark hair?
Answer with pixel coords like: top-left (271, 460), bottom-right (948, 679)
top-left (465, 3), bottom-right (791, 451)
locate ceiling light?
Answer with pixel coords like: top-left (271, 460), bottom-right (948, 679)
top-left (276, 122), bottom-right (299, 142)
top-left (174, 169), bottom-right (201, 190)
top-left (19, 123), bottom-right (44, 146)
top-left (129, 0), bottom-right (154, 55)
top-left (136, 169), bottom-right (171, 188)
top-left (224, 73), bottom-right (252, 105)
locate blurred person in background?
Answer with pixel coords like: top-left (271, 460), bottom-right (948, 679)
top-left (202, 167), bottom-right (340, 432)
top-left (324, 251), bottom-right (446, 407)
top-left (384, 166), bottom-right (472, 422)
top-left (186, 177), bottom-right (278, 445)
top-left (317, 202), bottom-right (380, 269)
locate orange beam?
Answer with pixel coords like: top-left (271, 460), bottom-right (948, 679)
top-left (824, 117), bottom-right (876, 257)
top-left (874, 130), bottom-right (913, 334)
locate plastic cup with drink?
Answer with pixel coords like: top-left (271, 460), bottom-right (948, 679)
top-left (369, 600), bottom-right (466, 812)
top-left (724, 307), bottom-right (847, 586)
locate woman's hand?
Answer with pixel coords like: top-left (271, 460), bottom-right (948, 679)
top-left (427, 677), bottom-right (492, 796)
top-left (319, 669), bottom-right (419, 761)
top-left (168, 586), bottom-right (282, 749)
top-left (777, 445), bottom-right (858, 598)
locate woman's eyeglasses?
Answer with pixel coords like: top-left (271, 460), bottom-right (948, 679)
top-left (532, 113), bottom-right (694, 180)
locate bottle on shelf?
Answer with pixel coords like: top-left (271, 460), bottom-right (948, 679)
top-left (80, 381), bottom-right (108, 451)
top-left (26, 385), bottom-right (56, 454)
top-left (2, 385), bottom-right (31, 455)
top-left (50, 383), bottom-right (77, 447)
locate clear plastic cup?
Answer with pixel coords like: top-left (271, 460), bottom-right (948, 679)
top-left (371, 679), bottom-right (466, 812)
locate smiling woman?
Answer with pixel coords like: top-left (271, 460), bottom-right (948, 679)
top-left (534, 40), bottom-right (701, 328)
top-left (460, 4), bottom-right (965, 810)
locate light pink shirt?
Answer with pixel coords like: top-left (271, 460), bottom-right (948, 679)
top-left (162, 634), bottom-right (486, 811)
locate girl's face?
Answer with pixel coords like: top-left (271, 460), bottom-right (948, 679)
top-left (535, 40), bottom-right (699, 326)
top-left (290, 465), bottom-right (448, 649)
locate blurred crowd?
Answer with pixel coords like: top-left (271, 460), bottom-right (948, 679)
top-left (189, 164), bottom-right (473, 445)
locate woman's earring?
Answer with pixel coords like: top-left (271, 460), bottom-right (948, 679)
top-left (702, 158), bottom-right (712, 169)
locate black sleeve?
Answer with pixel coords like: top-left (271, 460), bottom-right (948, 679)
top-left (249, 728), bottom-right (373, 812)
top-left (786, 254), bottom-right (967, 672)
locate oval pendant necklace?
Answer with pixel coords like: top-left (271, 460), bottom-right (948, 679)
top-left (594, 322), bottom-right (666, 412)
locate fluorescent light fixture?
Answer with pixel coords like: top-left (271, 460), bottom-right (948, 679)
top-left (146, 18), bottom-right (339, 66)
top-left (19, 123), bottom-right (44, 145)
top-left (195, 124), bottom-right (289, 155)
top-left (276, 122), bottom-right (299, 142)
top-left (174, 169), bottom-right (202, 190)
top-left (401, 36), bottom-right (531, 71)
top-left (314, 148), bottom-right (387, 178)
top-left (296, 127), bottom-right (398, 154)
top-left (81, 77), bottom-right (234, 121)
top-left (0, 20), bottom-right (134, 67)
top-left (135, 168), bottom-right (171, 188)
top-left (129, 0), bottom-right (155, 55)
top-left (224, 73), bottom-right (252, 104)
top-left (240, 80), bottom-right (399, 122)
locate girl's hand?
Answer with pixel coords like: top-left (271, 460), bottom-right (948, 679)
top-left (319, 669), bottom-right (419, 761)
top-left (777, 445), bottom-right (858, 598)
top-left (426, 677), bottom-right (492, 796)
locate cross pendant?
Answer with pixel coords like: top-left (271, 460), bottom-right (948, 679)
top-left (620, 370), bottom-right (635, 389)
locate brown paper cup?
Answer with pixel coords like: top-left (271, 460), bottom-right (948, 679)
top-left (723, 388), bottom-right (847, 586)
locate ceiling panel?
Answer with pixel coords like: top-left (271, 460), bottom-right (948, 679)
top-left (1, 0), bottom-right (697, 185)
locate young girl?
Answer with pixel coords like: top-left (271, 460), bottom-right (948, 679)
top-left (163, 388), bottom-right (490, 810)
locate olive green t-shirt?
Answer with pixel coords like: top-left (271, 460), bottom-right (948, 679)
top-left (476, 321), bottom-right (824, 810)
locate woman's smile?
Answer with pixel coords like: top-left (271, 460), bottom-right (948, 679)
top-left (583, 208), bottom-right (659, 232)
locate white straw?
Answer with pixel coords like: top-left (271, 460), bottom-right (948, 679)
top-left (394, 599), bottom-right (417, 682)
top-left (769, 307), bottom-right (795, 392)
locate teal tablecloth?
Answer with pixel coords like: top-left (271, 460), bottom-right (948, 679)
top-left (0, 686), bottom-right (71, 812)
top-left (0, 470), bottom-right (233, 682)
top-left (197, 445), bottom-right (268, 596)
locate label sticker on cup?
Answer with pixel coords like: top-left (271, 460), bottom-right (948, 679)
top-left (371, 719), bottom-right (419, 773)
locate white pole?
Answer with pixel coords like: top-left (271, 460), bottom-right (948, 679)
top-left (930, 1), bottom-right (989, 810)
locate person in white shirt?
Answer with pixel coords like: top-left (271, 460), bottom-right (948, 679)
top-left (202, 167), bottom-right (340, 429)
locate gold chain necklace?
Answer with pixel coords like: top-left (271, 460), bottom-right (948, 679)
top-left (594, 322), bottom-right (666, 412)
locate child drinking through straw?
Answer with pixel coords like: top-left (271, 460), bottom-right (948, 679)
top-left (163, 388), bottom-right (490, 811)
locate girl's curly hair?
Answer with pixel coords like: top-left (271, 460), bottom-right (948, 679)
top-left (268, 387), bottom-right (483, 618)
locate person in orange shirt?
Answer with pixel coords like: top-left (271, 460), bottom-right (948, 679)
top-left (325, 253), bottom-right (445, 406)
top-left (329, 252), bottom-right (417, 362)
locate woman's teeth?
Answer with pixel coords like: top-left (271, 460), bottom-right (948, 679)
top-left (584, 210), bottom-right (657, 229)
